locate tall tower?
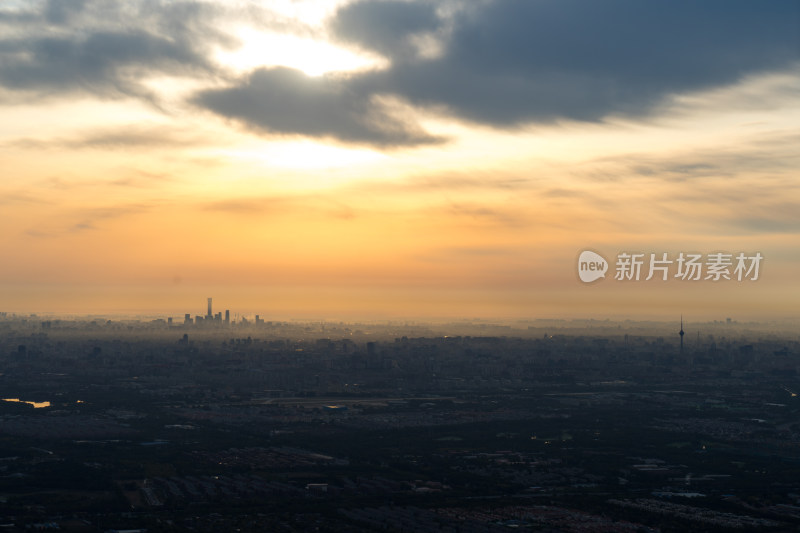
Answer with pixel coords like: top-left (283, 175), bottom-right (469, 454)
top-left (207, 298), bottom-right (213, 318)
top-left (679, 315), bottom-right (685, 354)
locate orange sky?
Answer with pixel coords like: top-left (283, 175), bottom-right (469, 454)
top-left (1, 0), bottom-right (798, 321)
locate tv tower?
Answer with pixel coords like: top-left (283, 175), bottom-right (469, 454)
top-left (679, 315), bottom-right (685, 354)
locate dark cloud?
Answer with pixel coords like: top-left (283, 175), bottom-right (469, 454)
top-left (194, 66), bottom-right (443, 147)
top-left (195, 0), bottom-right (798, 146)
top-left (2, 0), bottom-right (797, 147)
top-left (43, 0), bottom-right (87, 25)
top-left (0, 31), bottom-right (205, 97)
top-left (352, 0), bottom-right (800, 125)
top-left (330, 0), bottom-right (440, 58)
top-left (0, 0), bottom-right (226, 100)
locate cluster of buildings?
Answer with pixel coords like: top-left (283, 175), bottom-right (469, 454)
top-left (178, 297), bottom-right (265, 327)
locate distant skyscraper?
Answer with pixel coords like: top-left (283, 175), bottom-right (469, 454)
top-left (207, 297), bottom-right (212, 318)
top-left (679, 315), bottom-right (685, 354)
top-left (225, 310), bottom-right (230, 324)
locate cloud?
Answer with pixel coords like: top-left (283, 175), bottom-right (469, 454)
top-left (194, 66), bottom-right (443, 147)
top-left (0, 31), bottom-right (207, 100)
top-left (8, 124), bottom-right (209, 150)
top-left (202, 195), bottom-right (360, 221)
top-left (109, 169), bottom-right (174, 188)
top-left (194, 0), bottom-right (798, 146)
top-left (0, 0), bottom-right (229, 101)
top-left (21, 203), bottom-right (152, 238)
top-left (0, 192), bottom-right (51, 206)
top-left (623, 137), bottom-right (800, 182)
top-left (2, 0), bottom-right (797, 148)
top-left (541, 188), bottom-right (589, 199)
top-left (71, 221), bottom-right (97, 232)
top-left (80, 204), bottom-right (151, 221)
top-left (203, 197), bottom-right (288, 215)
top-left (733, 216), bottom-right (800, 235)
top-left (351, 172), bottom-right (533, 193)
top-left (348, 0), bottom-right (800, 126)
top-left (446, 202), bottom-right (527, 227)
top-left (441, 246), bottom-right (517, 258)
top-left (24, 229), bottom-right (56, 238)
top-left (63, 204), bottom-right (150, 234)
top-left (43, 0), bottom-right (87, 25)
top-left (330, 0), bottom-right (440, 59)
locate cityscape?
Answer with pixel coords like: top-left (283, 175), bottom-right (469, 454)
top-left (1, 0), bottom-right (798, 531)
top-left (0, 305), bottom-right (799, 531)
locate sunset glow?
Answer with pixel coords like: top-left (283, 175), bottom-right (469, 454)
top-left (1, 0), bottom-right (798, 322)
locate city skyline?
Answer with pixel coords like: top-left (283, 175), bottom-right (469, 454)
top-left (1, 0), bottom-right (798, 320)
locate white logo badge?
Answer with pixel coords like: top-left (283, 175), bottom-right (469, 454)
top-left (578, 250), bottom-right (608, 283)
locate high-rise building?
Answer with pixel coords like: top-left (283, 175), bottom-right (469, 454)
top-left (207, 298), bottom-right (213, 318)
top-left (225, 310), bottom-right (230, 325)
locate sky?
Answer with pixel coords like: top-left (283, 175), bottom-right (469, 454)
top-left (1, 0), bottom-right (799, 322)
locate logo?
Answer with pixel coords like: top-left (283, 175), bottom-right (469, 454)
top-left (576, 250), bottom-right (762, 283)
top-left (578, 250), bottom-right (608, 283)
